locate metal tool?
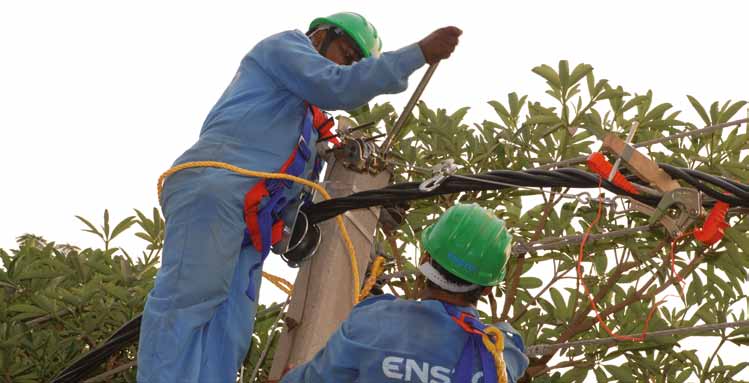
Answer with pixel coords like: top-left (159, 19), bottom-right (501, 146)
top-left (608, 122), bottom-right (639, 182)
top-left (419, 159), bottom-right (458, 192)
top-left (338, 137), bottom-right (378, 172)
top-left (622, 188), bottom-right (701, 237)
top-left (648, 187), bottom-right (702, 230)
top-left (380, 63), bottom-right (439, 156)
top-left (317, 121), bottom-right (376, 143)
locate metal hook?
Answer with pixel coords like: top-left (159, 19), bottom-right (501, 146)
top-left (419, 159), bottom-right (458, 192)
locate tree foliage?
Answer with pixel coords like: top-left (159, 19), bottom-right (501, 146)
top-left (349, 60), bottom-right (749, 382)
top-left (1, 61), bottom-right (748, 382)
top-left (0, 210), bottom-right (283, 382)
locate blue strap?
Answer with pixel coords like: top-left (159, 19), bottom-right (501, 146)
top-left (442, 303), bottom-right (499, 383)
top-left (245, 106), bottom-right (318, 300)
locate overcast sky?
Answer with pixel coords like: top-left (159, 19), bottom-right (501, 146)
top-left (2, 0), bottom-right (747, 377)
top-left (3, 0), bottom-right (747, 253)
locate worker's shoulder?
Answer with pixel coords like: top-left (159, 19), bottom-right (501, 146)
top-left (349, 294), bottom-right (443, 320)
top-left (488, 322), bottom-right (526, 351)
top-left (255, 29), bottom-right (309, 49)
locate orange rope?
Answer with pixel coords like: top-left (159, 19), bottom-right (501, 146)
top-left (669, 230), bottom-right (694, 299)
top-left (577, 181), bottom-right (664, 342)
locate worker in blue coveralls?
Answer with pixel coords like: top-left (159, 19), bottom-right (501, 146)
top-left (136, 11), bottom-right (462, 383)
top-left (280, 203), bottom-right (529, 383)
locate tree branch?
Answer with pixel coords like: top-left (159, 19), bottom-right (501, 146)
top-left (501, 195), bottom-right (558, 320)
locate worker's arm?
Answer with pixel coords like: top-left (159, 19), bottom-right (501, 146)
top-left (279, 318), bottom-right (361, 383)
top-left (250, 30), bottom-right (425, 111)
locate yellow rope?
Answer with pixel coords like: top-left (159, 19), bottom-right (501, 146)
top-left (157, 161), bottom-right (361, 304)
top-left (480, 327), bottom-right (508, 383)
top-left (262, 272), bottom-right (294, 295)
top-left (358, 256), bottom-right (385, 300)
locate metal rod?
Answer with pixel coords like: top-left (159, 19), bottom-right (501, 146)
top-left (363, 133), bottom-right (387, 142)
top-left (380, 63), bottom-right (439, 155)
top-left (317, 121), bottom-right (376, 143)
top-left (608, 122), bottom-right (639, 181)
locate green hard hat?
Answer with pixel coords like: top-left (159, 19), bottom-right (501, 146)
top-left (309, 12), bottom-right (382, 58)
top-left (421, 203), bottom-right (512, 286)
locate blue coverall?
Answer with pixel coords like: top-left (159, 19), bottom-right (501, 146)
top-left (281, 295), bottom-right (529, 383)
top-left (137, 30), bottom-right (426, 382)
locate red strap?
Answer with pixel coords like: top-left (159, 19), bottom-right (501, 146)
top-left (271, 220), bottom-right (285, 245)
top-left (310, 105), bottom-right (340, 146)
top-left (243, 103), bottom-right (330, 252)
top-left (450, 312), bottom-right (484, 335)
top-left (244, 181), bottom-right (269, 252)
top-left (243, 146), bottom-right (299, 251)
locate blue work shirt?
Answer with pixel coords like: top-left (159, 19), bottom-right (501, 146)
top-left (281, 295), bottom-right (529, 383)
top-left (172, 29), bottom-right (426, 175)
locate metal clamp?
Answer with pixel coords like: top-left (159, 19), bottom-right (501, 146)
top-left (649, 187), bottom-right (702, 228)
top-left (419, 159), bottom-right (458, 192)
top-left (627, 188), bottom-right (702, 236)
top-left (339, 137), bottom-right (377, 172)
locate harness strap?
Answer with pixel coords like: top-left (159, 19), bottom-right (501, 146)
top-left (443, 303), bottom-right (506, 383)
top-left (243, 103), bottom-right (334, 299)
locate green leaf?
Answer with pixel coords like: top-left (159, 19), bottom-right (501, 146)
top-left (550, 288), bottom-right (567, 319)
top-left (729, 337), bottom-right (749, 346)
top-left (561, 367), bottom-right (588, 382)
top-left (687, 95), bottom-right (711, 125)
top-left (103, 209), bottom-right (110, 239)
top-left (569, 63), bottom-right (593, 88)
top-left (719, 100), bottom-right (748, 123)
top-left (725, 227), bottom-right (749, 254)
top-left (102, 283), bottom-right (129, 302)
top-left (709, 101), bottom-right (720, 125)
top-left (674, 370), bottom-right (691, 383)
top-left (518, 277), bottom-right (543, 289)
top-left (604, 365), bottom-right (635, 382)
top-left (558, 60), bottom-right (570, 90)
top-left (75, 215), bottom-right (104, 240)
top-left (8, 304), bottom-right (46, 316)
top-left (532, 64), bottom-right (561, 89)
top-left (110, 216), bottom-right (136, 241)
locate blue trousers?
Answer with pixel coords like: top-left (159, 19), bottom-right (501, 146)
top-left (137, 168), bottom-right (263, 382)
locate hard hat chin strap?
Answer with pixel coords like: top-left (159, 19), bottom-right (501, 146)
top-left (308, 26), bottom-right (342, 57)
top-left (418, 262), bottom-right (480, 293)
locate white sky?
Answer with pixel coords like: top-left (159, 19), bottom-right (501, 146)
top-left (2, 0), bottom-right (748, 379)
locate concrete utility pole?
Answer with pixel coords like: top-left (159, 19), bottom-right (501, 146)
top-left (269, 158), bottom-right (389, 378)
top-left (269, 64), bottom-right (438, 379)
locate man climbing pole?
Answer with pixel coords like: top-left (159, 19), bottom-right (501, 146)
top-left (136, 11), bottom-right (462, 382)
top-left (279, 203), bottom-right (529, 383)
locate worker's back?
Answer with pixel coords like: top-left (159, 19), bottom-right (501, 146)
top-left (281, 294), bottom-right (529, 383)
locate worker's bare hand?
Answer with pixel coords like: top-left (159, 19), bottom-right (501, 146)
top-left (418, 26), bottom-right (462, 64)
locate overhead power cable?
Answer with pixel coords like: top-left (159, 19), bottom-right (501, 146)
top-left (51, 164), bottom-right (749, 381)
top-left (304, 166), bottom-right (749, 224)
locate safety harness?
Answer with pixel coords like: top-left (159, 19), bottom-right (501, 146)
top-left (242, 103), bottom-right (337, 299)
top-left (442, 303), bottom-right (509, 383)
